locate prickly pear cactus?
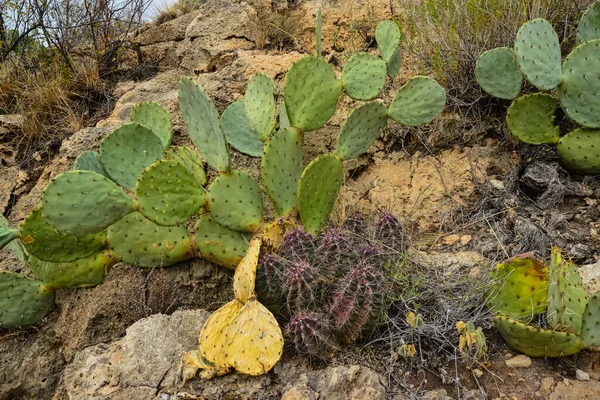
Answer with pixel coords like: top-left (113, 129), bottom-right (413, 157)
top-left (336, 101), bottom-right (388, 160)
top-left (220, 101), bottom-right (264, 157)
top-left (244, 74), bottom-right (277, 140)
top-left (376, 20), bottom-right (401, 78)
top-left (506, 94), bottom-right (559, 145)
top-left (475, 47), bottom-right (523, 100)
top-left (341, 53), bottom-right (387, 101)
top-left (581, 292), bottom-right (600, 348)
top-left (0, 272), bottom-right (54, 328)
top-left (165, 146), bottom-right (207, 186)
top-left (73, 150), bottom-right (110, 178)
top-left (0, 226), bottom-right (18, 249)
top-left (129, 101), bottom-right (173, 148)
top-left (28, 251), bottom-right (113, 289)
top-left (194, 215), bottom-right (249, 270)
top-left (556, 129), bottom-right (600, 175)
top-left (577, 0), bottom-right (600, 44)
top-left (388, 76), bottom-right (446, 126)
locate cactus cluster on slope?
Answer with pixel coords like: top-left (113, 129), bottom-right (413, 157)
top-left (475, 0), bottom-right (600, 175)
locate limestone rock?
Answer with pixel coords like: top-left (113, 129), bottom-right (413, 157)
top-left (505, 354), bottom-right (532, 368)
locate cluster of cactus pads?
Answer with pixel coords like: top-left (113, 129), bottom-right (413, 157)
top-left (475, 0), bottom-right (600, 174)
top-left (488, 247), bottom-right (600, 357)
top-left (256, 213), bottom-right (405, 359)
top-left (0, 15), bottom-right (444, 375)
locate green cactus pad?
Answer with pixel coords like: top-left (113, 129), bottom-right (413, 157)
top-left (20, 208), bottom-right (106, 263)
top-left (279, 100), bottom-right (290, 129)
top-left (220, 101), bottom-right (264, 157)
top-left (514, 18), bottom-right (562, 90)
top-left (581, 291), bottom-right (600, 348)
top-left (475, 47), bottom-right (523, 100)
top-left (336, 101), bottom-right (388, 160)
top-left (284, 56), bottom-right (343, 132)
top-left (547, 248), bottom-right (587, 334)
top-left (129, 101), bottom-right (173, 148)
top-left (556, 129), bottom-right (600, 175)
top-left (506, 93), bottom-right (559, 145)
top-left (73, 151), bottom-right (110, 179)
top-left (40, 170), bottom-right (136, 236)
top-left (577, 1), bottom-right (600, 44)
top-left (179, 77), bottom-right (231, 172)
top-left (135, 160), bottom-right (206, 226)
top-left (297, 153), bottom-right (344, 234)
top-left (376, 20), bottom-right (401, 63)
top-left (244, 74), bottom-right (277, 140)
top-left (194, 215), bottom-right (250, 270)
top-left (341, 53), bottom-right (387, 101)
top-left (0, 227), bottom-right (18, 250)
top-left (0, 272), bottom-right (54, 328)
top-left (558, 39), bottom-right (600, 128)
top-left (388, 76), bottom-right (446, 126)
top-left (494, 316), bottom-right (582, 357)
top-left (165, 146), bottom-right (207, 186)
top-left (99, 122), bottom-right (165, 191)
top-left (206, 171), bottom-right (263, 232)
top-left (261, 128), bottom-right (303, 216)
top-left (487, 256), bottom-right (548, 320)
top-left (0, 214), bottom-right (26, 264)
top-left (107, 212), bottom-right (193, 268)
top-left (28, 251), bottom-right (113, 289)
top-left (386, 48), bottom-right (401, 79)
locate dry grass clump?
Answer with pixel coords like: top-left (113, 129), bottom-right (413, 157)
top-left (154, 0), bottom-right (206, 25)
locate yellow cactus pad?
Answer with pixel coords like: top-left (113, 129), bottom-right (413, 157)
top-left (199, 299), bottom-right (244, 367)
top-left (224, 299), bottom-right (284, 375)
top-left (233, 238), bottom-right (261, 303)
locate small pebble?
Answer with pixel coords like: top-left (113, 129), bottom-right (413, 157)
top-left (505, 354), bottom-right (532, 368)
top-left (576, 369), bottom-right (590, 381)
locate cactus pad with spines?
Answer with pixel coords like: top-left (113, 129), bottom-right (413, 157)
top-left (0, 272), bottom-right (54, 328)
top-left (514, 18), bottom-right (562, 90)
top-left (107, 212), bottom-right (193, 268)
top-left (129, 101), bottom-right (173, 148)
top-left (199, 299), bottom-right (244, 367)
top-left (336, 101), bottom-right (387, 160)
top-left (475, 47), bottom-right (523, 100)
top-left (73, 151), bottom-right (109, 178)
top-left (558, 39), bottom-right (600, 128)
top-left (577, 1), bottom-right (600, 44)
top-left (28, 251), bottom-right (113, 289)
top-left (494, 316), bottom-right (582, 357)
top-left (194, 215), bottom-right (249, 270)
top-left (233, 238), bottom-right (261, 303)
top-left (487, 256), bottom-right (548, 319)
top-left (206, 171), bottom-right (263, 232)
top-left (244, 74), bottom-right (277, 140)
top-left (0, 227), bottom-right (18, 250)
top-left (20, 208), bottom-right (106, 263)
top-left (556, 129), bottom-right (600, 175)
top-left (386, 48), bottom-right (401, 79)
top-left (388, 76), bottom-right (446, 126)
top-left (135, 160), bottom-right (206, 226)
top-left (261, 128), bottom-right (303, 216)
top-left (341, 53), bottom-right (387, 101)
top-left (376, 20), bottom-right (401, 78)
top-left (220, 101), bottom-right (264, 157)
top-left (178, 77), bottom-right (231, 172)
top-left (279, 100), bottom-right (290, 129)
top-left (284, 56), bottom-right (343, 132)
top-left (297, 153), bottom-right (344, 234)
top-left (165, 146), bottom-right (207, 186)
top-left (581, 291), bottom-right (600, 348)
top-left (0, 215), bottom-right (26, 264)
top-left (506, 93), bottom-right (559, 145)
top-left (40, 170), bottom-right (136, 235)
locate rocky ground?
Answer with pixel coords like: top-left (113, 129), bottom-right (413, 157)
top-left (1, 0), bottom-right (600, 399)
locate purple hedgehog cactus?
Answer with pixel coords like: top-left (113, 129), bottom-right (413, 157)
top-left (287, 312), bottom-right (336, 358)
top-left (375, 213), bottom-right (405, 253)
top-left (284, 261), bottom-right (321, 312)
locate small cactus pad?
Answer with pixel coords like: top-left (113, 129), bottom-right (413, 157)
top-left (279, 100), bottom-right (290, 129)
top-left (558, 40), bottom-right (600, 128)
top-left (135, 160), bottom-right (206, 226)
top-left (581, 291), bottom-right (600, 348)
top-left (0, 214), bottom-right (25, 264)
top-left (206, 171), bottom-right (263, 232)
top-left (233, 238), bottom-right (261, 303)
top-left (41, 170), bottom-right (136, 235)
top-left (0, 227), bottom-right (18, 250)
top-left (298, 153), bottom-right (344, 234)
top-left (99, 122), bottom-right (165, 191)
top-left (261, 128), bottom-right (303, 216)
top-left (514, 19), bottom-right (562, 90)
top-left (388, 76), bottom-right (446, 126)
top-left (244, 74), bottom-right (277, 140)
top-left (220, 101), bottom-right (264, 158)
top-left (72, 151), bottom-right (109, 178)
top-left (475, 47), bottom-right (523, 100)
top-left (165, 146), bottom-right (207, 186)
top-left (199, 298), bottom-right (244, 367)
top-left (506, 93), bottom-right (559, 145)
top-left (129, 101), bottom-right (173, 148)
top-left (0, 272), bottom-right (54, 328)
top-left (28, 251), bottom-right (113, 289)
top-left (386, 47), bottom-right (401, 79)
top-left (179, 77), bottom-right (231, 172)
top-left (336, 101), bottom-right (388, 160)
top-left (284, 56), bottom-right (343, 132)
top-left (547, 248), bottom-right (587, 334)
top-left (556, 129), bottom-right (600, 175)
top-left (577, 1), bottom-right (600, 44)
top-left (376, 20), bottom-right (401, 64)
top-left (487, 256), bottom-right (548, 319)
top-left (107, 212), bottom-right (193, 268)
top-left (341, 53), bottom-right (387, 101)
top-left (221, 299), bottom-right (284, 375)
top-left (194, 215), bottom-right (249, 270)
top-left (494, 316), bottom-right (582, 357)
top-left (20, 208), bottom-right (106, 263)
